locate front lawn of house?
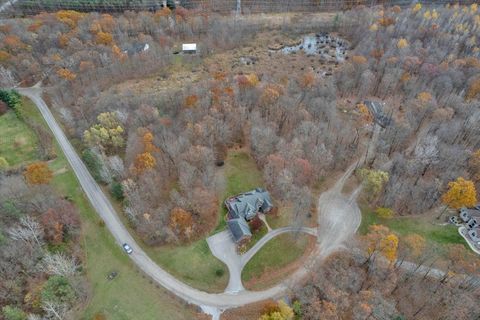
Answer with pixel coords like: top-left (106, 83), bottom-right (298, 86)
top-left (359, 207), bottom-right (464, 247)
top-left (242, 233), bottom-right (313, 290)
top-left (214, 149), bottom-right (264, 232)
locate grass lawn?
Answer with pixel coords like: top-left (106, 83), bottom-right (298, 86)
top-left (214, 150), bottom-right (264, 232)
top-left (146, 240), bottom-right (229, 293)
top-left (359, 207), bottom-right (464, 247)
top-left (0, 110), bottom-right (39, 167)
top-left (17, 97), bottom-right (196, 320)
top-left (242, 233), bottom-right (311, 287)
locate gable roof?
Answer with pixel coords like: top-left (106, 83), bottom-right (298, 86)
top-left (461, 208), bottom-right (480, 219)
top-left (364, 100), bottom-right (392, 128)
top-left (227, 218), bottom-right (252, 243)
top-left (225, 188), bottom-right (273, 221)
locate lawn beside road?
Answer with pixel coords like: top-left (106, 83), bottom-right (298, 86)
top-left (16, 97), bottom-right (196, 320)
top-left (0, 110), bottom-right (38, 167)
top-left (242, 233), bottom-right (312, 290)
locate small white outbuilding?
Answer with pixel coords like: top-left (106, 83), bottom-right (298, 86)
top-left (182, 43), bottom-right (197, 54)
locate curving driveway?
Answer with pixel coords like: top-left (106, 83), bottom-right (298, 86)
top-left (17, 85), bottom-right (363, 316)
top-left (207, 227), bottom-right (316, 293)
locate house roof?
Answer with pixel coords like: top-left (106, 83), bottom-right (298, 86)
top-left (227, 218), bottom-right (252, 243)
top-left (182, 43), bottom-right (197, 51)
top-left (122, 43), bottom-right (149, 56)
top-left (226, 188), bottom-right (273, 221)
top-left (364, 100), bottom-right (392, 128)
top-left (462, 208), bottom-right (480, 218)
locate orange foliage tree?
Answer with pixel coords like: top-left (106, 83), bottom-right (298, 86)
top-left (24, 162), bottom-right (53, 185)
top-left (184, 94), bottom-right (199, 108)
top-left (299, 72), bottom-right (315, 90)
top-left (142, 131), bottom-right (157, 153)
top-left (56, 68), bottom-right (77, 81)
top-left (466, 78), bottom-right (480, 100)
top-left (4, 35), bottom-right (25, 51)
top-left (169, 207), bottom-right (194, 240)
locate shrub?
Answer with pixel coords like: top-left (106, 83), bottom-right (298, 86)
top-left (41, 275), bottom-right (76, 305)
top-left (0, 157), bottom-right (9, 170)
top-left (2, 306), bottom-right (26, 320)
top-left (82, 148), bottom-right (103, 181)
top-left (375, 207), bottom-right (394, 218)
top-left (215, 268), bottom-right (224, 277)
top-left (24, 162), bottom-right (53, 185)
top-left (110, 181), bottom-right (124, 200)
top-left (0, 89), bottom-right (22, 119)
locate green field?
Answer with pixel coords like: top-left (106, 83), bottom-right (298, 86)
top-left (242, 233), bottom-right (311, 287)
top-left (359, 207), bottom-right (464, 246)
top-left (15, 97), bottom-right (196, 320)
top-left (0, 110), bottom-right (38, 167)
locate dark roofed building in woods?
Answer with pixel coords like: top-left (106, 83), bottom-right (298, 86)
top-left (225, 188), bottom-right (273, 244)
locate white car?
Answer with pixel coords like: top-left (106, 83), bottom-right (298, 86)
top-left (122, 243), bottom-right (133, 254)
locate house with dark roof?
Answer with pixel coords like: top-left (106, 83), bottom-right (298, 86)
top-left (364, 100), bottom-right (392, 128)
top-left (460, 207), bottom-right (480, 229)
top-left (225, 188), bottom-right (273, 244)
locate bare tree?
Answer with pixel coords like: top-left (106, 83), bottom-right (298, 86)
top-left (8, 216), bottom-right (44, 247)
top-left (39, 253), bottom-right (80, 277)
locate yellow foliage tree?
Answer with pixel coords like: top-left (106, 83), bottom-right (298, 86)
top-left (55, 10), bottom-right (84, 28)
top-left (0, 50), bottom-right (11, 61)
top-left (24, 162), bottom-right (53, 185)
top-left (83, 112), bottom-right (124, 151)
top-left (259, 301), bottom-right (294, 320)
top-left (95, 31), bottom-right (113, 45)
top-left (397, 38), bottom-right (409, 49)
top-left (375, 207), bottom-right (394, 218)
top-left (441, 177), bottom-right (477, 209)
top-left (412, 3), bottom-right (422, 13)
top-left (134, 152), bottom-right (156, 174)
top-left (357, 103), bottom-right (373, 124)
top-left (380, 233), bottom-right (399, 263)
top-left (417, 91), bottom-right (432, 103)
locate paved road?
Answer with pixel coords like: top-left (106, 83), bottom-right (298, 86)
top-left (17, 86), bottom-right (365, 316)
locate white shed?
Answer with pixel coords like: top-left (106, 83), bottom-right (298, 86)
top-left (182, 43), bottom-right (197, 54)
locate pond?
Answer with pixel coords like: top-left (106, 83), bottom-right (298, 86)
top-left (273, 32), bottom-right (349, 63)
